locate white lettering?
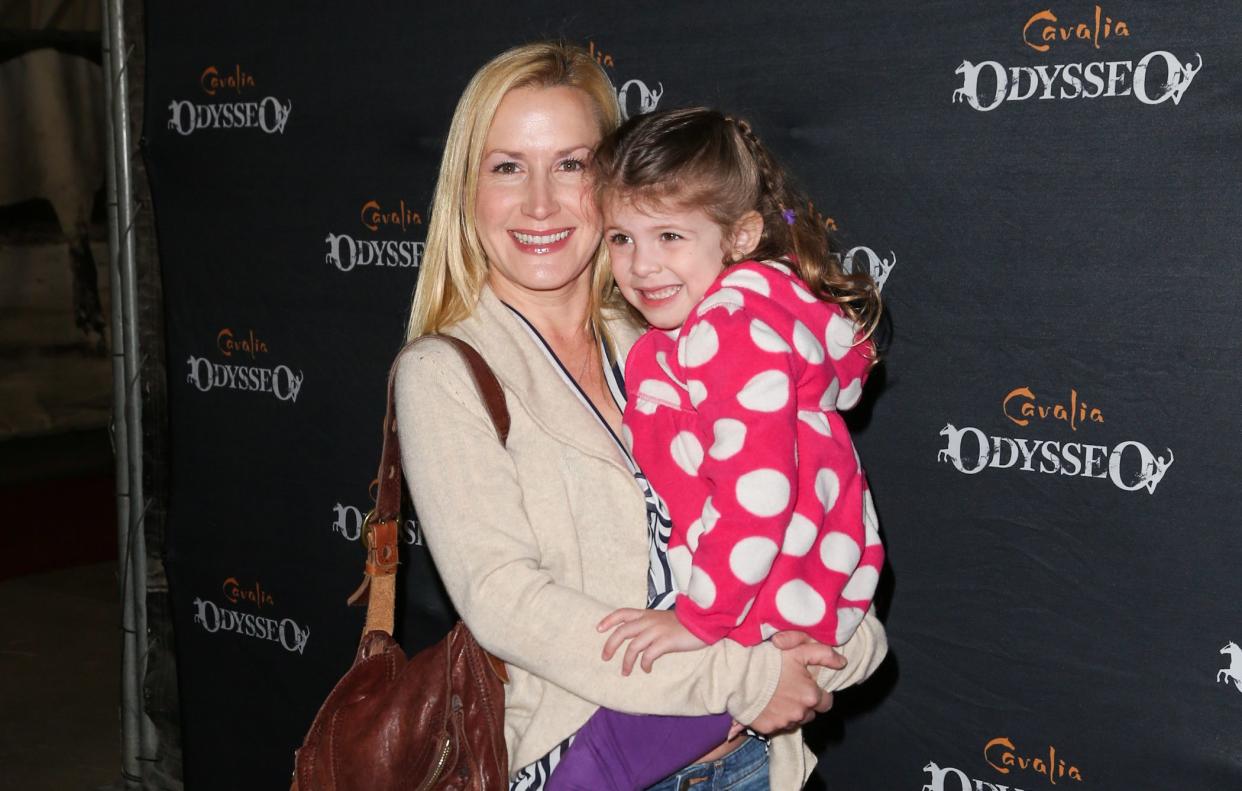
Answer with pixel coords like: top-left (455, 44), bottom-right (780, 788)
top-left (938, 425), bottom-right (1172, 493)
top-left (185, 356), bottom-right (303, 403)
top-left (191, 598), bottom-right (310, 654)
top-left (166, 97), bottom-right (292, 135)
top-left (324, 233), bottom-right (425, 274)
top-left (953, 51), bottom-right (1202, 111)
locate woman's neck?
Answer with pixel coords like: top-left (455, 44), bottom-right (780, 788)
top-left (487, 274), bottom-right (592, 345)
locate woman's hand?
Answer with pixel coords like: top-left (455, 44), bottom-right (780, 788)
top-left (746, 631), bottom-right (845, 735)
top-left (599, 608), bottom-right (708, 675)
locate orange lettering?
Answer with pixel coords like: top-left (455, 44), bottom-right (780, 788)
top-left (984, 736), bottom-right (1016, 773)
top-left (1024, 10), bottom-right (1058, 52)
top-left (1003, 386), bottom-right (1036, 426)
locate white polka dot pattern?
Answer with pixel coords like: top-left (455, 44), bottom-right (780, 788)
top-left (815, 468), bottom-right (840, 511)
top-left (834, 607), bottom-right (866, 644)
top-left (819, 532), bottom-right (861, 575)
top-left (775, 579), bottom-right (826, 626)
top-left (842, 566), bottom-right (879, 601)
top-left (729, 536), bottom-right (780, 585)
top-left (685, 518), bottom-right (706, 552)
top-left (797, 410), bottom-right (832, 437)
top-left (696, 288), bottom-right (745, 317)
top-left (837, 378), bottom-right (863, 410)
top-left (825, 314), bottom-right (855, 361)
top-left (749, 319), bottom-right (791, 353)
top-left (792, 320), bottom-right (825, 364)
top-left (759, 623), bottom-right (778, 641)
top-left (687, 379), bottom-right (708, 407)
top-left (782, 513), bottom-right (817, 557)
top-left (686, 566), bottom-right (717, 608)
top-left (670, 431), bottom-right (704, 477)
top-left (735, 597), bottom-right (756, 626)
top-left (863, 491), bottom-right (881, 547)
top-left (790, 281), bottom-right (816, 303)
top-left (721, 268), bottom-right (770, 295)
top-left (655, 350), bottom-right (686, 388)
top-left (680, 320), bottom-right (720, 368)
top-left (737, 370), bottom-right (789, 412)
top-left (635, 379), bottom-right (680, 414)
top-left (736, 468), bottom-right (791, 517)
top-left (700, 497), bottom-right (720, 532)
top-left (818, 378), bottom-right (840, 412)
top-left (708, 418), bottom-right (746, 460)
top-left (760, 260), bottom-right (792, 276)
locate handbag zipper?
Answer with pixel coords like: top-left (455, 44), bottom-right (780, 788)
top-left (417, 695), bottom-right (462, 790)
top-left (417, 734), bottom-right (452, 791)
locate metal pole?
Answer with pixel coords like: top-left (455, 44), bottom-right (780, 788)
top-left (102, 0), bottom-right (152, 784)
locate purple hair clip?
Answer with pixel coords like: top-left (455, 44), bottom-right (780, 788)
top-left (781, 208), bottom-right (796, 226)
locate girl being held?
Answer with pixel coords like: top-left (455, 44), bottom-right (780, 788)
top-left (548, 108), bottom-right (886, 791)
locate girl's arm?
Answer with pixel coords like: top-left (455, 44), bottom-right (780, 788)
top-left (395, 342), bottom-right (792, 724)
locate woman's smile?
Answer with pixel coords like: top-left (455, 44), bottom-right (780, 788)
top-left (509, 227), bottom-right (574, 254)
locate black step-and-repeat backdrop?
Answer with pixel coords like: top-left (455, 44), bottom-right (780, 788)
top-left (144, 2), bottom-right (1242, 788)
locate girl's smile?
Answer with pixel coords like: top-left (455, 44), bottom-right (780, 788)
top-left (605, 202), bottom-right (731, 331)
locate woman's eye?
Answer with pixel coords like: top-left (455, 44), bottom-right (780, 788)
top-left (559, 157), bottom-right (586, 172)
top-left (491, 161), bottom-right (520, 174)
top-left (659, 232), bottom-right (683, 241)
top-left (607, 232), bottom-right (632, 245)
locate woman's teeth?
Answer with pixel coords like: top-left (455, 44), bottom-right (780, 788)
top-left (513, 230), bottom-right (570, 245)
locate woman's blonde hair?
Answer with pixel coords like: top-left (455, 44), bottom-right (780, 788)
top-left (405, 41), bottom-right (622, 340)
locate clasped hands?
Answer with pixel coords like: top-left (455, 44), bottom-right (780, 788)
top-left (598, 608), bottom-right (845, 736)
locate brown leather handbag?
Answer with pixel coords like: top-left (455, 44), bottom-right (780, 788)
top-left (292, 336), bottom-right (510, 791)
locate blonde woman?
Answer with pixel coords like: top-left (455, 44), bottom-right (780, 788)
top-left (396, 42), bottom-right (887, 791)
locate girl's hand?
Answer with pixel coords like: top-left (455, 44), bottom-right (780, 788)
top-left (598, 609), bottom-right (708, 675)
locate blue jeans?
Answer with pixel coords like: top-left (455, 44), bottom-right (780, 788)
top-left (644, 736), bottom-right (769, 791)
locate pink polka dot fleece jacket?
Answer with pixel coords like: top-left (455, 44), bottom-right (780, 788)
top-left (622, 259), bottom-right (885, 647)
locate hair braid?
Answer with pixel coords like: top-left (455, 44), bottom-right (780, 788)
top-left (722, 117), bottom-right (882, 349)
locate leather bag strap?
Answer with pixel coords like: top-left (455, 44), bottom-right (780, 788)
top-left (347, 335), bottom-right (510, 639)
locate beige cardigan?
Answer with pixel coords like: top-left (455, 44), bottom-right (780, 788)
top-left (395, 286), bottom-right (887, 788)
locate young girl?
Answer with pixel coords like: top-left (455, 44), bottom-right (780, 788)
top-left (547, 108), bottom-right (885, 791)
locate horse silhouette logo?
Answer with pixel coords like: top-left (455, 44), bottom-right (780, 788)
top-left (1218, 642), bottom-right (1242, 693)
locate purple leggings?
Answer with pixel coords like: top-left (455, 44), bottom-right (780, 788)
top-left (546, 708), bottom-right (732, 791)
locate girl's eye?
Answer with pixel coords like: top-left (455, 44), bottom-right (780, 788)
top-left (559, 157), bottom-right (586, 172)
top-left (491, 161), bottom-right (520, 174)
top-left (607, 232), bottom-right (632, 245)
top-left (659, 232), bottom-right (683, 241)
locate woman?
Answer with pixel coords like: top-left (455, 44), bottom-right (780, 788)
top-left (395, 42), bottom-right (887, 790)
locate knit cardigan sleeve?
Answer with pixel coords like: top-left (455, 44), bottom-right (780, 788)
top-left (394, 341), bottom-right (784, 725)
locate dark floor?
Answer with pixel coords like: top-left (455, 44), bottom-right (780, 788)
top-left (0, 428), bottom-right (122, 790)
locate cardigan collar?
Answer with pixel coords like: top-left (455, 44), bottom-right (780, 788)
top-left (447, 285), bottom-right (642, 473)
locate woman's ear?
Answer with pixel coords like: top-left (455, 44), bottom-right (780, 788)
top-left (729, 211), bottom-right (765, 259)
